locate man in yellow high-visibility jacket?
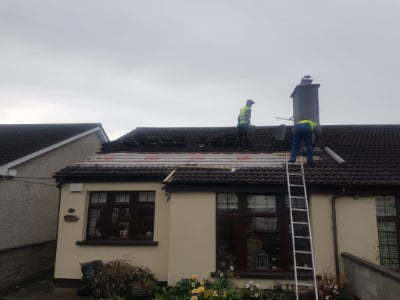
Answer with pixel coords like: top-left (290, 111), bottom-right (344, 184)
top-left (289, 119), bottom-right (317, 165)
top-left (237, 99), bottom-right (255, 148)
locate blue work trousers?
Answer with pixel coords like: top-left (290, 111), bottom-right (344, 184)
top-left (290, 123), bottom-right (314, 163)
top-left (237, 123), bottom-right (250, 148)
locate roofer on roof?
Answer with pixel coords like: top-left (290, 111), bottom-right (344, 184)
top-left (289, 119), bottom-right (317, 166)
top-left (236, 99), bottom-right (255, 148)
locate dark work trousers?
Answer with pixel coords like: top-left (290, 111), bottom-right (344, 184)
top-left (237, 124), bottom-right (250, 148)
top-left (290, 123), bottom-right (314, 163)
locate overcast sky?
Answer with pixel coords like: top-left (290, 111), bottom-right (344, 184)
top-left (1, 1), bottom-right (399, 139)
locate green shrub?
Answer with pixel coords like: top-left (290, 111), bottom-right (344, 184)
top-left (262, 285), bottom-right (294, 300)
top-left (153, 277), bottom-right (198, 300)
top-left (332, 289), bottom-right (355, 300)
top-left (318, 275), bottom-right (355, 300)
top-left (91, 260), bottom-right (157, 299)
top-left (154, 274), bottom-right (241, 300)
top-left (206, 276), bottom-right (241, 300)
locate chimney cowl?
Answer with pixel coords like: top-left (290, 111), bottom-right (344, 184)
top-left (300, 75), bottom-right (313, 85)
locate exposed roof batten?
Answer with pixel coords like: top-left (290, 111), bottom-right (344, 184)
top-left (79, 152), bottom-right (288, 168)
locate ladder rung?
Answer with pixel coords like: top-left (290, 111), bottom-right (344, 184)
top-left (295, 250), bottom-right (312, 254)
top-left (290, 196), bottom-right (305, 199)
top-left (293, 221), bottom-right (308, 225)
top-left (296, 266), bottom-right (313, 270)
top-left (291, 208), bottom-right (308, 212)
top-left (290, 184), bottom-right (304, 187)
top-left (289, 173), bottom-right (303, 176)
top-left (297, 282), bottom-right (315, 288)
top-left (294, 235), bottom-right (310, 239)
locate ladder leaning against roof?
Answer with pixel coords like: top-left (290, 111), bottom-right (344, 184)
top-left (285, 154), bottom-right (318, 300)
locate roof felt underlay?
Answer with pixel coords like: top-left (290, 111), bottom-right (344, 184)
top-left (56, 125), bottom-right (400, 187)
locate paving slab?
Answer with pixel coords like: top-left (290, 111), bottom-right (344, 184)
top-left (0, 276), bottom-right (93, 300)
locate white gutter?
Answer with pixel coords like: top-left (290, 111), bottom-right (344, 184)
top-left (0, 127), bottom-right (109, 176)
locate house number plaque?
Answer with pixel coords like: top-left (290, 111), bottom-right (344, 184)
top-left (64, 214), bottom-right (80, 223)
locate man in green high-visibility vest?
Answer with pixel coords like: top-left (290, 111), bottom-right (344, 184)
top-left (237, 99), bottom-right (255, 148)
top-left (289, 119), bottom-right (317, 165)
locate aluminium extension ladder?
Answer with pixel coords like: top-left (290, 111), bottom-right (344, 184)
top-left (285, 155), bottom-right (318, 300)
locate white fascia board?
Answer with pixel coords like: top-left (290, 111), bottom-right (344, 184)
top-left (96, 127), bottom-right (109, 143)
top-left (0, 127), bottom-right (108, 170)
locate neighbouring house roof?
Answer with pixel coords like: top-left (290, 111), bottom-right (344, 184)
top-left (55, 125), bottom-right (400, 188)
top-left (0, 123), bottom-right (108, 172)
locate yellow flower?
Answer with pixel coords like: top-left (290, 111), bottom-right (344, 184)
top-left (197, 286), bottom-right (205, 293)
top-left (191, 296), bottom-right (198, 300)
top-left (213, 290), bottom-right (218, 296)
top-left (192, 288), bottom-right (199, 294)
top-left (191, 274), bottom-right (199, 281)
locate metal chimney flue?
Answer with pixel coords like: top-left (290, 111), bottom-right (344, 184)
top-left (291, 75), bottom-right (320, 124)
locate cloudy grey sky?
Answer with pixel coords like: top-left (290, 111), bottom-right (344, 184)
top-left (1, 1), bottom-right (399, 139)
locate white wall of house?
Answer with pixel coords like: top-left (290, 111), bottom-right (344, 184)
top-left (168, 192), bottom-right (216, 284)
top-left (54, 182), bottom-right (170, 281)
top-left (310, 194), bottom-right (380, 276)
top-left (310, 194), bottom-right (336, 275)
top-left (335, 196), bottom-right (380, 269)
top-left (54, 187), bottom-right (381, 284)
top-left (0, 132), bottom-right (102, 251)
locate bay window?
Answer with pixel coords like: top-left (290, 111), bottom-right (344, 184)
top-left (86, 191), bottom-right (155, 241)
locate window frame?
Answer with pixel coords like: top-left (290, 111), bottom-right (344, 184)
top-left (376, 195), bottom-right (400, 270)
top-left (85, 191), bottom-right (156, 242)
top-left (216, 192), bottom-right (291, 274)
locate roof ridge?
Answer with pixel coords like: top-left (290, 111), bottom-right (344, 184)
top-left (0, 123), bottom-right (101, 126)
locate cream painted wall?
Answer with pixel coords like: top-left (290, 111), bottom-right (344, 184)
top-left (310, 194), bottom-right (380, 276)
top-left (335, 196), bottom-right (380, 270)
top-left (54, 182), bottom-right (170, 281)
top-left (168, 192), bottom-right (216, 284)
top-left (0, 132), bottom-right (102, 251)
top-left (55, 187), bottom-right (381, 283)
top-left (310, 194), bottom-right (336, 275)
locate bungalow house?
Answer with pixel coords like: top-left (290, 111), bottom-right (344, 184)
top-left (53, 85), bottom-right (400, 295)
top-left (0, 123), bottom-right (108, 290)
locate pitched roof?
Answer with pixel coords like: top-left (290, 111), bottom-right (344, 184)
top-left (102, 126), bottom-right (289, 153)
top-left (0, 123), bottom-right (106, 167)
top-left (55, 125), bottom-right (400, 187)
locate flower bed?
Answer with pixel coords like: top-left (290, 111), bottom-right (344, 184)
top-left (154, 272), bottom-right (294, 300)
top-left (79, 260), bottom-right (354, 300)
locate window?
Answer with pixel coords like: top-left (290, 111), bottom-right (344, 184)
top-left (87, 191), bottom-right (155, 241)
top-left (376, 196), bottom-right (400, 269)
top-left (216, 193), bottom-right (292, 273)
